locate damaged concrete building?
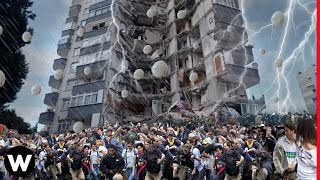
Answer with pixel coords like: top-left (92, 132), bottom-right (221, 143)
top-left (38, 0), bottom-right (265, 133)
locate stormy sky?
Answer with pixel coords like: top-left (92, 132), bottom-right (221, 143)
top-left (8, 0), bottom-right (316, 129)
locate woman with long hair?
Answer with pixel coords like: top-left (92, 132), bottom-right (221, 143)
top-left (132, 143), bottom-right (147, 180)
top-left (296, 118), bottom-right (317, 179)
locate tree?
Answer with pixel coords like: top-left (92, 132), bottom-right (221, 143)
top-left (0, 0), bottom-right (36, 105)
top-left (0, 108), bottom-right (32, 134)
top-left (32, 122), bottom-right (38, 133)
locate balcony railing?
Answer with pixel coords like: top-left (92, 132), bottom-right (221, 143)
top-left (44, 92), bottom-right (59, 106)
top-left (216, 64), bottom-right (260, 88)
top-left (38, 111), bottom-right (54, 126)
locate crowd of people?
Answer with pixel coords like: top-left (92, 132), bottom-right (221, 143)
top-left (0, 115), bottom-right (316, 180)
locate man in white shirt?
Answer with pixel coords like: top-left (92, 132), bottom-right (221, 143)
top-left (122, 141), bottom-right (136, 180)
top-left (273, 121), bottom-right (297, 180)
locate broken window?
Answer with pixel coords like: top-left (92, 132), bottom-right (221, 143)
top-left (92, 25), bottom-right (98, 30)
top-left (99, 23), bottom-right (105, 28)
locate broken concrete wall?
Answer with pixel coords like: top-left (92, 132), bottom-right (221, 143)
top-left (144, 29), bottom-right (163, 44)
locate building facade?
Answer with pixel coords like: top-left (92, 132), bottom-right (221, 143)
top-left (38, 0), bottom-right (265, 133)
top-left (297, 65), bottom-right (316, 115)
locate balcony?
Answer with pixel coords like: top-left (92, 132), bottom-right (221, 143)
top-left (44, 92), bottom-right (59, 106)
top-left (48, 76), bottom-right (62, 90)
top-left (216, 64), bottom-right (260, 88)
top-left (83, 27), bottom-right (108, 40)
top-left (80, 42), bottom-right (111, 56)
top-left (72, 80), bottom-right (105, 94)
top-left (38, 111), bottom-right (54, 126)
top-left (57, 38), bottom-right (71, 58)
top-left (89, 0), bottom-right (112, 10)
top-left (212, 3), bottom-right (243, 26)
top-left (75, 60), bottom-right (107, 79)
top-left (69, 4), bottom-right (81, 17)
top-left (212, 21), bottom-right (247, 50)
top-left (86, 13), bottom-right (112, 24)
top-left (225, 46), bottom-right (254, 66)
top-left (67, 103), bottom-right (103, 120)
top-left (121, 91), bottom-right (174, 104)
top-left (53, 58), bottom-right (67, 70)
top-left (65, 16), bottom-right (78, 23)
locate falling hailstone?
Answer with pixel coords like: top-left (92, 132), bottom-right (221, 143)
top-left (121, 90), bottom-right (129, 98)
top-left (259, 48), bottom-right (265, 55)
top-left (22, 31), bottom-right (32, 42)
top-left (252, 62), bottom-right (259, 69)
top-left (189, 72), bottom-right (198, 82)
top-left (143, 45), bottom-right (152, 54)
top-left (273, 96), bottom-right (279, 103)
top-left (77, 28), bottom-right (84, 37)
top-left (99, 35), bottom-right (106, 44)
top-left (54, 69), bottom-right (64, 80)
top-left (192, 41), bottom-right (200, 49)
top-left (147, 7), bottom-right (157, 18)
top-left (73, 121), bottom-right (84, 133)
top-left (134, 69), bottom-right (144, 80)
top-left (227, 25), bottom-right (233, 32)
top-left (275, 59), bottom-right (283, 68)
top-left (177, 10), bottom-right (187, 19)
top-left (84, 67), bottom-right (92, 75)
top-left (271, 11), bottom-right (285, 26)
top-left (0, 26), bottom-right (3, 36)
top-left (31, 84), bottom-right (42, 96)
top-left (0, 70), bottom-right (5, 88)
top-left (152, 60), bottom-right (169, 78)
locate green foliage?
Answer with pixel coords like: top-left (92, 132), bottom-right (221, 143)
top-left (0, 107), bottom-right (32, 134)
top-left (0, 0), bottom-right (36, 105)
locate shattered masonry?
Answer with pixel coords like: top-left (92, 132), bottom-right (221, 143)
top-left (38, 0), bottom-right (266, 133)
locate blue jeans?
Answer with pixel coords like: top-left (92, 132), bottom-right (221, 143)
top-left (206, 169), bottom-right (214, 180)
top-left (126, 168), bottom-right (133, 180)
top-left (91, 164), bottom-right (99, 180)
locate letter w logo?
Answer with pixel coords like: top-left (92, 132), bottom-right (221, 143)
top-left (7, 155), bottom-right (32, 172)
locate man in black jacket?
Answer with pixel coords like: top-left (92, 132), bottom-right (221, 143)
top-left (100, 144), bottom-right (125, 179)
top-left (177, 126), bottom-right (190, 144)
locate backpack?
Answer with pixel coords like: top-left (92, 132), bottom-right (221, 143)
top-left (145, 150), bottom-right (161, 174)
top-left (224, 151), bottom-right (240, 176)
top-left (71, 153), bottom-right (83, 170)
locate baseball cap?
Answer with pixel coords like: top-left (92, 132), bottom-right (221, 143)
top-left (202, 138), bottom-right (210, 145)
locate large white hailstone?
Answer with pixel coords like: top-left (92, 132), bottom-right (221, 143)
top-left (77, 28), bottom-right (84, 37)
top-left (227, 25), bottom-right (233, 32)
top-left (177, 10), bottom-right (187, 19)
top-left (189, 72), bottom-right (198, 82)
top-left (259, 48), bottom-right (265, 55)
top-left (73, 122), bottom-right (84, 133)
top-left (273, 96), bottom-right (279, 103)
top-left (275, 59), bottom-right (283, 68)
top-left (0, 26), bottom-right (3, 36)
top-left (121, 90), bottom-right (129, 98)
top-left (147, 8), bottom-right (157, 18)
top-left (134, 69), bottom-right (144, 80)
top-left (112, 173), bottom-right (123, 180)
top-left (143, 45), bottom-right (152, 54)
top-left (22, 31), bottom-right (32, 42)
top-left (192, 41), bottom-right (200, 49)
top-left (54, 69), bottom-right (64, 80)
top-left (152, 60), bottom-right (169, 78)
top-left (99, 35), bottom-right (106, 44)
top-left (252, 62), bottom-right (259, 69)
top-left (31, 84), bottom-right (42, 96)
top-left (271, 11), bottom-right (285, 26)
top-left (0, 70), bottom-right (5, 87)
top-left (84, 67), bottom-right (92, 75)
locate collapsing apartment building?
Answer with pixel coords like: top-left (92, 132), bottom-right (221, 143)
top-left (38, 0), bottom-right (265, 133)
